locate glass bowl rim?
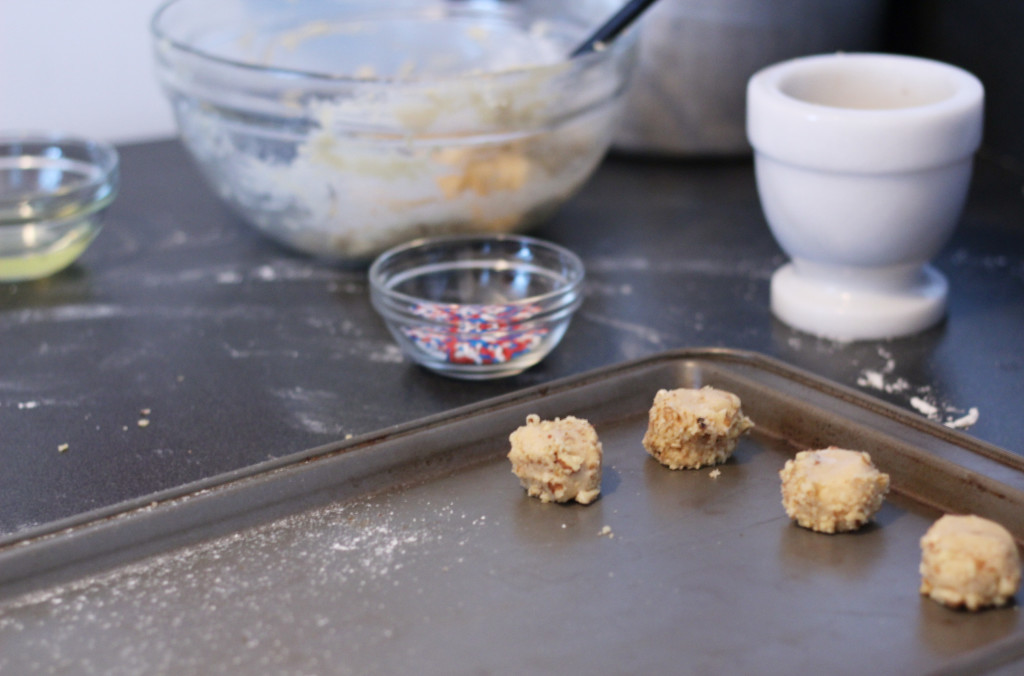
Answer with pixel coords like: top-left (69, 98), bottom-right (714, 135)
top-left (0, 131), bottom-right (119, 214)
top-left (368, 233), bottom-right (585, 316)
top-left (150, 0), bottom-right (630, 86)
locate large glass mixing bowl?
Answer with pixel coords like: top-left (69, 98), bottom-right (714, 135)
top-left (152, 0), bottom-right (636, 262)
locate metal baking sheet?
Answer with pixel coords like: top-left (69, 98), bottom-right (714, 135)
top-left (1, 348), bottom-right (1023, 675)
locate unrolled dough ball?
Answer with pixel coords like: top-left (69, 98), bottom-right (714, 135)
top-left (920, 514), bottom-right (1021, 611)
top-left (508, 414), bottom-right (602, 505)
top-left (779, 447), bottom-right (890, 533)
top-left (641, 387), bottom-right (754, 470)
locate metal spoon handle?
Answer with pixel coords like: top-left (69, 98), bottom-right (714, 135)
top-left (570, 0), bottom-right (661, 58)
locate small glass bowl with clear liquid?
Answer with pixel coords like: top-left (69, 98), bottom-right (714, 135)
top-left (0, 133), bottom-right (119, 281)
top-left (369, 234), bottom-right (584, 379)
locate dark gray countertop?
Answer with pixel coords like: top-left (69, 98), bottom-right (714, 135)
top-left (2, 139), bottom-right (1022, 539)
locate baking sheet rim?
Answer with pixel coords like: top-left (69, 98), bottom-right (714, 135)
top-left (2, 346), bottom-right (1021, 554)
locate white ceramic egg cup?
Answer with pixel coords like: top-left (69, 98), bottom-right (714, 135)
top-left (747, 53), bottom-right (984, 341)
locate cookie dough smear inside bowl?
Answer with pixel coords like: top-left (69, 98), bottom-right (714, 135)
top-left (151, 0), bottom-right (637, 262)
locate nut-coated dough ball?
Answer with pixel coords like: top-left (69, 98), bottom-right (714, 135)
top-left (920, 514), bottom-right (1021, 611)
top-left (508, 414), bottom-right (602, 505)
top-left (779, 447), bottom-right (890, 533)
top-left (641, 387), bottom-right (754, 470)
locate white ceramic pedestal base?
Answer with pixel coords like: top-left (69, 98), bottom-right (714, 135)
top-left (770, 263), bottom-right (948, 341)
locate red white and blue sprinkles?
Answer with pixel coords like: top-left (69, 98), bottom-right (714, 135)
top-left (402, 302), bottom-right (548, 365)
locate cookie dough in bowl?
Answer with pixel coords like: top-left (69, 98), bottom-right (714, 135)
top-left (920, 514), bottom-right (1021, 611)
top-left (779, 447), bottom-right (890, 533)
top-left (152, 0), bottom-right (637, 262)
top-left (508, 414), bottom-right (602, 505)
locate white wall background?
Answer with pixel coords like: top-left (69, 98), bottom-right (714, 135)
top-left (0, 0), bottom-right (177, 143)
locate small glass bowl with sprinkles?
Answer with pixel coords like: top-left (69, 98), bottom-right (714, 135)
top-left (369, 234), bottom-right (584, 379)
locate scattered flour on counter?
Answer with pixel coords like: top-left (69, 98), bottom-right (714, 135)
top-left (856, 346), bottom-right (981, 430)
top-left (855, 347), bottom-right (911, 394)
top-left (584, 281), bottom-right (633, 297)
top-left (578, 311), bottom-right (667, 348)
top-left (366, 343), bottom-right (406, 364)
top-left (909, 396), bottom-right (939, 419)
top-left (944, 407), bottom-right (980, 430)
top-left (215, 270), bottom-right (243, 284)
top-left (7, 397), bottom-right (84, 410)
top-left (583, 256), bottom-right (774, 280)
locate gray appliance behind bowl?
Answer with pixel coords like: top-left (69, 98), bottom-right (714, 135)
top-left (614, 0), bottom-right (887, 156)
